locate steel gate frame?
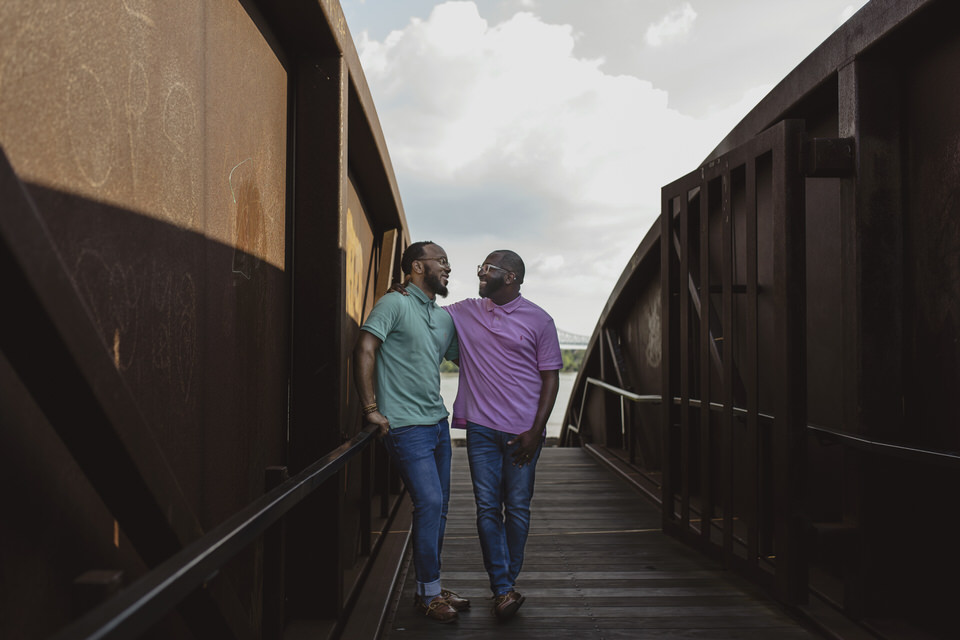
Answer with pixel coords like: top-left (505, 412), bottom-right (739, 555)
top-left (660, 119), bottom-right (807, 604)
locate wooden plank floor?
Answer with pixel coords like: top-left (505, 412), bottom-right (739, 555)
top-left (383, 447), bottom-right (820, 639)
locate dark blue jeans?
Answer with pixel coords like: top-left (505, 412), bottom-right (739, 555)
top-left (382, 420), bottom-right (452, 598)
top-left (466, 422), bottom-right (542, 596)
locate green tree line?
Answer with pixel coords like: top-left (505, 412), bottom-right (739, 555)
top-left (440, 349), bottom-right (584, 373)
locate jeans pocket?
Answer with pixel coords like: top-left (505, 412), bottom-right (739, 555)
top-left (388, 424), bottom-right (416, 438)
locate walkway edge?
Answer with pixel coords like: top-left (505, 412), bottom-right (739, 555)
top-left (337, 494), bottom-right (413, 640)
top-left (582, 443), bottom-right (662, 507)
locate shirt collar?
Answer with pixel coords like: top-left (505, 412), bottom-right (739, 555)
top-left (407, 283), bottom-right (435, 306)
top-left (483, 293), bottom-right (523, 314)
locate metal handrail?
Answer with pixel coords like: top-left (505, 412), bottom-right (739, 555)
top-left (807, 423), bottom-right (960, 468)
top-left (568, 378), bottom-right (960, 469)
top-left (567, 377), bottom-right (659, 436)
top-left (680, 397), bottom-right (774, 422)
top-left (54, 424), bottom-right (380, 640)
top-left (565, 378), bottom-right (659, 460)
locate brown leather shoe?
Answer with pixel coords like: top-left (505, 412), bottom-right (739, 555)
top-left (492, 590), bottom-right (525, 620)
top-left (441, 589), bottom-right (471, 611)
top-left (414, 595), bottom-right (459, 623)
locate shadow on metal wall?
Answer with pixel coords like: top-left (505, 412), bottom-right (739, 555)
top-left (1, 159), bottom-right (400, 638)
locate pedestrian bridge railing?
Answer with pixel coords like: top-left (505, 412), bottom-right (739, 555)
top-left (566, 376), bottom-right (960, 479)
top-left (53, 424), bottom-right (386, 640)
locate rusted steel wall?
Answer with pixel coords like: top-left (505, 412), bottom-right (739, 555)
top-left (1, 1), bottom-right (409, 637)
top-left (1, 2), bottom-right (288, 637)
top-left (564, 0), bottom-right (960, 636)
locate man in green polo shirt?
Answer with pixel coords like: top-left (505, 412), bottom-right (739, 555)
top-left (353, 241), bottom-right (468, 624)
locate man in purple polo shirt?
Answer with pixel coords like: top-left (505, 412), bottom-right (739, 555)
top-left (445, 249), bottom-right (561, 620)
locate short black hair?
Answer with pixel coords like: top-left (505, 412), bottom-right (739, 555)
top-left (401, 241), bottom-right (435, 275)
top-left (493, 249), bottom-right (525, 284)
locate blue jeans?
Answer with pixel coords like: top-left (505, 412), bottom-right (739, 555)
top-left (382, 420), bottom-right (451, 598)
top-left (466, 422), bottom-right (542, 596)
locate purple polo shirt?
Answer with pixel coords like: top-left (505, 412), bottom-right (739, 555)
top-left (445, 295), bottom-right (562, 435)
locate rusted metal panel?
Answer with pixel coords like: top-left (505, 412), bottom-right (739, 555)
top-left (902, 19), bottom-right (960, 456)
top-left (0, 149), bottom-right (251, 638)
top-left (1, 0), bottom-right (289, 513)
top-left (899, 52), bottom-right (960, 627)
top-left (2, 0), bottom-right (413, 637)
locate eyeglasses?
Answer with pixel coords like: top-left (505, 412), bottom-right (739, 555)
top-left (418, 256), bottom-right (450, 267)
top-left (477, 263), bottom-right (510, 276)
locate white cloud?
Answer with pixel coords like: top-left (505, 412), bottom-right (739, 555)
top-left (534, 254), bottom-right (565, 272)
top-left (644, 2), bottom-right (697, 48)
top-left (356, 1), bottom-right (766, 333)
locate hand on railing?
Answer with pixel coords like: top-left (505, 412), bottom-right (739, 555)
top-left (364, 410), bottom-right (391, 438)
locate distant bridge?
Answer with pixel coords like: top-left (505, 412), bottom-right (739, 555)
top-left (557, 328), bottom-right (589, 350)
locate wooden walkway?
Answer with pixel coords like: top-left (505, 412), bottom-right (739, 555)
top-left (383, 447), bottom-right (820, 639)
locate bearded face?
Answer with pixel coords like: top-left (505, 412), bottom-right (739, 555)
top-left (425, 269), bottom-right (449, 298)
top-left (478, 271), bottom-right (503, 299)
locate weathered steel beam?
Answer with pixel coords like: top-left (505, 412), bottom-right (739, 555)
top-left (804, 137), bottom-right (856, 177)
top-left (286, 52), bottom-right (350, 620)
top-left (0, 150), bottom-right (251, 639)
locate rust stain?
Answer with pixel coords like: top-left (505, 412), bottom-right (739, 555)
top-left (232, 173), bottom-right (265, 281)
top-left (344, 208), bottom-right (364, 323)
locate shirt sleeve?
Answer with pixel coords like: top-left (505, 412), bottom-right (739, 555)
top-left (444, 330), bottom-right (460, 362)
top-left (444, 299), bottom-right (465, 320)
top-left (536, 316), bottom-right (563, 371)
top-left (361, 293), bottom-right (403, 342)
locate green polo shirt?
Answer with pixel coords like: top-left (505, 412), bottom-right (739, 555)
top-left (360, 284), bottom-right (459, 428)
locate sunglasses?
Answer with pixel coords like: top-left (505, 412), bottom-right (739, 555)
top-left (477, 263), bottom-right (510, 276)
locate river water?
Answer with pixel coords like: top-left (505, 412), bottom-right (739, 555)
top-left (439, 370), bottom-right (578, 441)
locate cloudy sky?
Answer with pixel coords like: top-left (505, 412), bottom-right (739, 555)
top-left (341, 0), bottom-right (868, 336)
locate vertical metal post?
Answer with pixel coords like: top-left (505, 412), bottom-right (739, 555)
top-left (263, 466), bottom-right (289, 640)
top-left (721, 166), bottom-right (735, 563)
top-left (679, 191), bottom-right (691, 530)
top-left (287, 53), bottom-right (350, 619)
top-left (379, 443), bottom-right (390, 518)
top-left (660, 194), bottom-right (677, 530)
top-left (771, 121), bottom-right (807, 604)
top-left (360, 445), bottom-right (372, 557)
top-left (620, 396), bottom-right (630, 449)
top-left (839, 55), bottom-right (904, 619)
top-left (744, 156), bottom-right (760, 568)
top-left (699, 180), bottom-right (713, 544)
top-left (603, 328), bottom-right (625, 447)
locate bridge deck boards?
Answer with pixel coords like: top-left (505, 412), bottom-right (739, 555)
top-left (384, 447), bottom-right (818, 639)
